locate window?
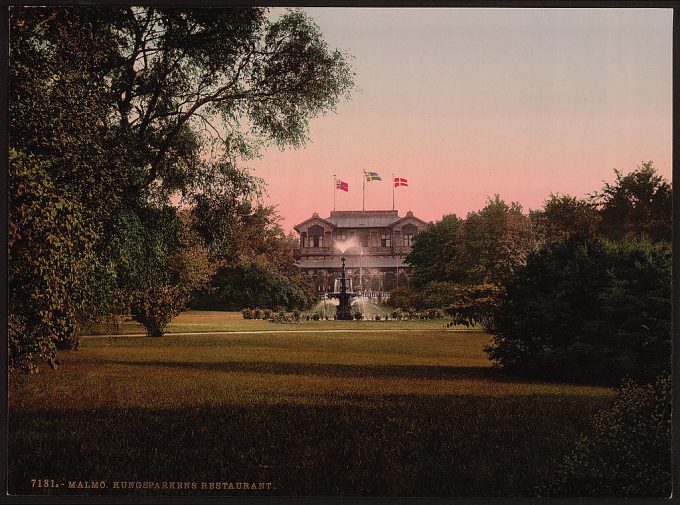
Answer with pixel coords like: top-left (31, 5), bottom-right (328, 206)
top-left (308, 225), bottom-right (324, 248)
top-left (402, 224), bottom-right (418, 248)
top-left (361, 235), bottom-right (369, 247)
top-left (380, 234), bottom-right (391, 247)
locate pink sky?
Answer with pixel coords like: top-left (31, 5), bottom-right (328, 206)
top-left (248, 8), bottom-right (672, 232)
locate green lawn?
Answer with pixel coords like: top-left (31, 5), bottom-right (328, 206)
top-left (9, 328), bottom-right (614, 496)
top-left (84, 310), bottom-right (455, 335)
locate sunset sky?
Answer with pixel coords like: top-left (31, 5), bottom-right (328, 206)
top-left (249, 8), bottom-right (672, 231)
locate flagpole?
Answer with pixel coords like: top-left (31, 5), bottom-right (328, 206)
top-left (392, 172), bottom-right (395, 211)
top-left (362, 170), bottom-right (365, 211)
top-left (333, 174), bottom-right (336, 211)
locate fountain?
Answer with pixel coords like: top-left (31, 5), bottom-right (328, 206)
top-left (328, 256), bottom-right (356, 320)
top-left (327, 238), bottom-right (359, 320)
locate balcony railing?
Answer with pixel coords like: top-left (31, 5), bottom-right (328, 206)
top-left (296, 245), bottom-right (413, 256)
top-left (300, 246), bottom-right (333, 255)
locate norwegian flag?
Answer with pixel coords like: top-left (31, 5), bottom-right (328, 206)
top-left (394, 177), bottom-right (408, 187)
top-left (336, 180), bottom-right (349, 192)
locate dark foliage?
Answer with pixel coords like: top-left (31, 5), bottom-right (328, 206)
top-left (487, 237), bottom-right (671, 384)
top-left (197, 256), bottom-right (315, 311)
top-left (591, 162), bottom-right (671, 243)
top-left (543, 374), bottom-right (670, 497)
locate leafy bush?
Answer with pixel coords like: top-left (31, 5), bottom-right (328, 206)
top-left (241, 308), bottom-right (252, 320)
top-left (311, 313), bottom-right (320, 321)
top-left (389, 281), bottom-right (501, 331)
top-left (374, 314), bottom-right (381, 321)
top-left (130, 285), bottom-right (186, 337)
top-left (292, 310), bottom-right (301, 321)
top-left (196, 256), bottom-right (315, 311)
top-left (354, 312), bottom-right (363, 320)
top-left (9, 151), bottom-right (99, 371)
top-left (444, 284), bottom-right (503, 331)
top-left (252, 308), bottom-right (261, 320)
top-left (543, 374), bottom-right (670, 497)
top-left (262, 308), bottom-right (271, 320)
top-left (488, 237), bottom-right (671, 384)
top-left (387, 286), bottom-right (419, 309)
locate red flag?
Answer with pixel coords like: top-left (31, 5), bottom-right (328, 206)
top-left (336, 180), bottom-right (349, 192)
top-left (394, 177), bottom-right (408, 187)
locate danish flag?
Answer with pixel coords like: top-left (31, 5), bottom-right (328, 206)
top-left (394, 177), bottom-right (408, 187)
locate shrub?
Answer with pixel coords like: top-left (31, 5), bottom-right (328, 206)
top-left (262, 308), bottom-right (271, 320)
top-left (388, 285), bottom-right (420, 309)
top-left (130, 285), bottom-right (186, 337)
top-left (543, 374), bottom-right (671, 497)
top-left (311, 313), bottom-right (320, 321)
top-left (374, 314), bottom-right (381, 321)
top-left (241, 308), bottom-right (252, 320)
top-left (354, 312), bottom-right (363, 320)
top-left (487, 237), bottom-right (671, 384)
top-left (252, 308), bottom-right (261, 320)
top-left (292, 310), bottom-right (300, 321)
top-left (444, 284), bottom-right (503, 331)
top-left (9, 151), bottom-right (98, 371)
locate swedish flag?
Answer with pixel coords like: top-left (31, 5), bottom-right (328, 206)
top-left (365, 171), bottom-right (382, 181)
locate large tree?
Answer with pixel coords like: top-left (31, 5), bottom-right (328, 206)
top-left (9, 7), bottom-right (354, 367)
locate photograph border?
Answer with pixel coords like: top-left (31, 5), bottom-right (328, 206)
top-left (1, 1), bottom-right (677, 503)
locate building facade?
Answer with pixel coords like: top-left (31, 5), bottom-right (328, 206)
top-left (293, 210), bottom-right (429, 293)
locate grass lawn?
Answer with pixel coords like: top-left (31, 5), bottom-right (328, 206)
top-left (83, 310), bottom-right (455, 335)
top-left (8, 329), bottom-right (614, 497)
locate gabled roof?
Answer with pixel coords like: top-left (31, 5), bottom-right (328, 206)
top-left (293, 213), bottom-right (336, 233)
top-left (391, 213), bottom-right (430, 228)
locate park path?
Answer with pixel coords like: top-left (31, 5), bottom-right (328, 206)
top-left (83, 328), bottom-right (470, 338)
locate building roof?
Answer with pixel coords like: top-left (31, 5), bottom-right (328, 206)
top-left (296, 256), bottom-right (408, 269)
top-left (325, 210), bottom-right (400, 228)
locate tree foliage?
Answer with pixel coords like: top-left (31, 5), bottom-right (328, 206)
top-left (544, 374), bottom-right (671, 497)
top-left (459, 195), bottom-right (535, 285)
top-left (8, 151), bottom-right (99, 371)
top-left (406, 196), bottom-right (535, 289)
top-left (191, 205), bottom-right (314, 311)
top-left (531, 194), bottom-right (601, 244)
top-left (407, 214), bottom-right (462, 287)
top-left (10, 6), bottom-right (354, 363)
top-left (591, 162), bottom-right (671, 242)
top-left (487, 237), bottom-right (671, 384)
